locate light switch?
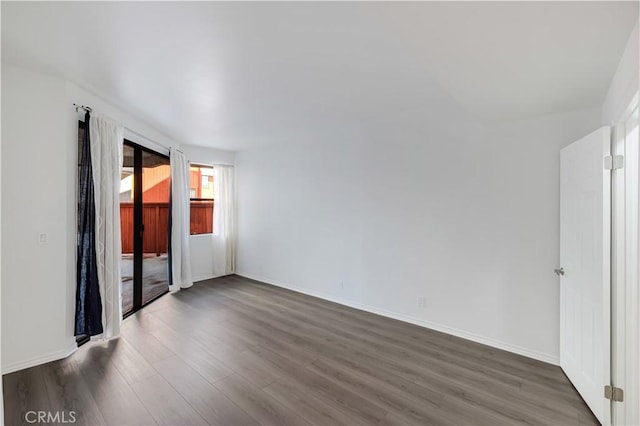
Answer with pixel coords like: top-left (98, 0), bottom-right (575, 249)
top-left (38, 233), bottom-right (48, 244)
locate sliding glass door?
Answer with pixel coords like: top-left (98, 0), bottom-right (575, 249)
top-left (121, 141), bottom-right (170, 316)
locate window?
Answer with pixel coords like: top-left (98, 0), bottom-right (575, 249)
top-left (189, 164), bottom-right (214, 235)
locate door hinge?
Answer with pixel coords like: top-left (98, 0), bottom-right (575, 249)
top-left (604, 385), bottom-right (624, 402)
top-left (604, 155), bottom-right (624, 170)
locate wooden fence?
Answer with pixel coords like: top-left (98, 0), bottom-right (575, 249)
top-left (190, 201), bottom-right (214, 236)
top-left (120, 201), bottom-right (213, 255)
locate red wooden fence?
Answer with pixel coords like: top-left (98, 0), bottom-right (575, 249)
top-left (120, 203), bottom-right (135, 254)
top-left (190, 201), bottom-right (214, 236)
top-left (120, 201), bottom-right (213, 255)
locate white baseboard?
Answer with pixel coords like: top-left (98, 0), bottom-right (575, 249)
top-left (193, 274), bottom-right (217, 283)
top-left (236, 272), bottom-right (560, 366)
top-left (2, 343), bottom-right (77, 375)
top-left (194, 273), bottom-right (233, 283)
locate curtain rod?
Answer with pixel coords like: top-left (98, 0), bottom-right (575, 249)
top-left (74, 103), bottom-right (169, 153)
top-left (190, 161), bottom-right (235, 168)
top-left (73, 103), bottom-right (92, 113)
top-left (73, 103), bottom-right (233, 167)
top-left (126, 126), bottom-right (170, 153)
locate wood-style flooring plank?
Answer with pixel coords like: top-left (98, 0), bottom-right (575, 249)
top-left (213, 373), bottom-right (311, 426)
top-left (129, 373), bottom-right (207, 425)
top-left (2, 366), bottom-right (52, 426)
top-left (72, 343), bottom-right (157, 425)
top-left (40, 358), bottom-right (106, 426)
top-left (152, 356), bottom-right (259, 426)
top-left (262, 378), bottom-right (368, 426)
top-left (119, 312), bottom-right (177, 364)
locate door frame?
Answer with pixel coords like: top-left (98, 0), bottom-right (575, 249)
top-left (611, 92), bottom-right (639, 426)
top-left (122, 140), bottom-right (171, 318)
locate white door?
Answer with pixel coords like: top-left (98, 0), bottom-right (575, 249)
top-left (560, 127), bottom-right (611, 425)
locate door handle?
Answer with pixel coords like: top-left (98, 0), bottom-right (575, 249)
top-left (554, 267), bottom-right (565, 276)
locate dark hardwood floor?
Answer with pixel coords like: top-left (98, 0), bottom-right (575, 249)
top-left (3, 275), bottom-right (599, 426)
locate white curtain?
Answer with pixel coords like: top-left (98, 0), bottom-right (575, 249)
top-left (170, 149), bottom-right (194, 291)
top-left (89, 113), bottom-right (123, 339)
top-left (212, 165), bottom-right (237, 276)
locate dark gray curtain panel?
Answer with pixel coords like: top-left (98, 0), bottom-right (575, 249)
top-left (75, 111), bottom-right (103, 336)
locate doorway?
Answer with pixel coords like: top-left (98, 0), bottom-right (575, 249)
top-left (560, 107), bottom-right (640, 425)
top-left (121, 141), bottom-right (171, 315)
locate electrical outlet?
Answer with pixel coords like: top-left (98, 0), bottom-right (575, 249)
top-left (417, 296), bottom-right (427, 308)
top-left (38, 233), bottom-right (48, 244)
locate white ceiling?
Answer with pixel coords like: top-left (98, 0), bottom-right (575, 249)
top-left (2, 1), bottom-right (637, 150)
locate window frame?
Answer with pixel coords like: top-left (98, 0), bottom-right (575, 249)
top-left (188, 162), bottom-right (215, 236)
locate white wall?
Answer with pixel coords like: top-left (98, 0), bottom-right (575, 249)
top-left (1, 64), bottom-right (234, 373)
top-left (602, 22), bottom-right (639, 125)
top-left (236, 97), bottom-right (601, 363)
top-left (2, 66), bottom-right (76, 372)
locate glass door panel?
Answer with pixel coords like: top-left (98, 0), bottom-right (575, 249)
top-left (141, 150), bottom-right (170, 305)
top-left (120, 144), bottom-right (135, 315)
